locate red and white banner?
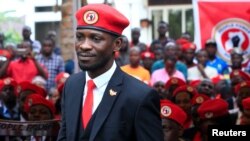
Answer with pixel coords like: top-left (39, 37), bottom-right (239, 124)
top-left (193, 0), bottom-right (250, 63)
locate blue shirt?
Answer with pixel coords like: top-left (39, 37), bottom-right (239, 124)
top-left (0, 102), bottom-right (19, 120)
top-left (151, 59), bottom-right (188, 79)
top-left (206, 56), bottom-right (229, 75)
top-left (36, 53), bottom-right (65, 91)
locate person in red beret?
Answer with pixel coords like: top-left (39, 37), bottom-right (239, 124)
top-left (17, 81), bottom-right (47, 121)
top-left (230, 70), bottom-right (250, 88)
top-left (234, 81), bottom-right (250, 125)
top-left (194, 99), bottom-right (232, 141)
top-left (160, 100), bottom-right (188, 141)
top-left (182, 42), bottom-right (196, 69)
top-left (57, 3), bottom-right (164, 141)
top-left (23, 93), bottom-right (59, 141)
top-left (241, 97), bottom-right (250, 125)
top-left (0, 77), bottom-right (20, 120)
top-left (172, 85), bottom-right (198, 130)
top-left (54, 72), bottom-right (70, 87)
top-left (164, 77), bottom-right (186, 100)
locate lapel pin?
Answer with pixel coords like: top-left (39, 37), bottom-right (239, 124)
top-left (109, 89), bottom-right (117, 96)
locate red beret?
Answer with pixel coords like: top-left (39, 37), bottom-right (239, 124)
top-left (242, 97), bottom-right (250, 110)
top-left (55, 72), bottom-right (70, 85)
top-left (141, 51), bottom-right (155, 60)
top-left (165, 77), bottom-right (186, 89)
top-left (211, 75), bottom-right (224, 85)
top-left (0, 77), bottom-right (18, 95)
top-left (230, 70), bottom-right (250, 80)
top-left (160, 100), bottom-right (187, 127)
top-left (176, 38), bottom-right (189, 46)
top-left (191, 94), bottom-right (210, 106)
top-left (197, 99), bottom-right (228, 119)
top-left (234, 81), bottom-right (250, 95)
top-left (173, 85), bottom-right (198, 98)
top-left (189, 80), bottom-right (201, 87)
top-left (18, 81), bottom-right (47, 98)
top-left (181, 42), bottom-right (196, 52)
top-left (75, 4), bottom-right (129, 35)
top-left (24, 94), bottom-right (56, 116)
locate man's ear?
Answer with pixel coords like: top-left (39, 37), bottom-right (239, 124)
top-left (113, 37), bottom-right (122, 52)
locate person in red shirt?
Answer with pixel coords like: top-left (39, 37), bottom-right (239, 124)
top-left (0, 41), bottom-right (48, 83)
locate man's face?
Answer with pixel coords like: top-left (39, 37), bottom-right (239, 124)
top-left (198, 81), bottom-right (215, 97)
top-left (131, 30), bottom-right (140, 41)
top-left (162, 118), bottom-right (181, 141)
top-left (205, 45), bottom-right (217, 57)
top-left (75, 29), bottom-right (117, 72)
top-left (231, 54), bottom-right (243, 68)
top-left (129, 49), bottom-right (140, 66)
top-left (28, 105), bottom-right (52, 121)
top-left (158, 23), bottom-right (168, 36)
top-left (42, 40), bottom-right (54, 56)
top-left (197, 50), bottom-right (208, 65)
top-left (184, 49), bottom-right (195, 63)
top-left (22, 28), bottom-right (31, 39)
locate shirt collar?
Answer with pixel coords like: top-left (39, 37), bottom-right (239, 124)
top-left (41, 53), bottom-right (55, 59)
top-left (86, 61), bottom-right (117, 89)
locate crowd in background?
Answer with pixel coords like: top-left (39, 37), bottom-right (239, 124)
top-left (0, 20), bottom-right (250, 141)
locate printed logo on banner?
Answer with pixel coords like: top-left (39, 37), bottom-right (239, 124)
top-left (211, 18), bottom-right (250, 63)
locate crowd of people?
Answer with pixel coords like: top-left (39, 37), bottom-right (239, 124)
top-left (0, 14), bottom-right (250, 141)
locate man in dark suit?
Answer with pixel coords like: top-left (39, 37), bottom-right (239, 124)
top-left (57, 3), bottom-right (164, 141)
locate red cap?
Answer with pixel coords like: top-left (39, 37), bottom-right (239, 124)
top-left (176, 38), bottom-right (189, 46)
top-left (197, 99), bottom-right (229, 119)
top-left (141, 51), bottom-right (155, 60)
top-left (18, 81), bottom-right (47, 98)
top-left (242, 97), bottom-right (250, 110)
top-left (23, 94), bottom-right (56, 116)
top-left (181, 42), bottom-right (196, 52)
top-left (234, 81), bottom-right (250, 95)
top-left (0, 77), bottom-right (18, 95)
top-left (211, 75), bottom-right (224, 85)
top-left (191, 94), bottom-right (210, 106)
top-left (165, 77), bottom-right (186, 89)
top-left (55, 72), bottom-right (70, 85)
top-left (173, 85), bottom-right (198, 98)
top-left (75, 4), bottom-right (129, 36)
top-left (230, 70), bottom-right (250, 80)
top-left (160, 100), bottom-right (187, 127)
top-left (189, 80), bottom-right (201, 87)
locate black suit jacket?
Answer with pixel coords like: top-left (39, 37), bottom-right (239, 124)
top-left (57, 67), bottom-right (164, 141)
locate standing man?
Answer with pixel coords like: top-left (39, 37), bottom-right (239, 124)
top-left (57, 4), bottom-right (164, 141)
top-left (36, 38), bottom-right (65, 91)
top-left (22, 25), bottom-right (42, 55)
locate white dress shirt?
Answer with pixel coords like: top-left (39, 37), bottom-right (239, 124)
top-left (82, 61), bottom-right (117, 114)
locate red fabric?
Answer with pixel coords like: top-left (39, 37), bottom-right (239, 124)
top-left (18, 81), bottom-right (47, 98)
top-left (242, 97), bottom-right (250, 110)
top-left (181, 42), bottom-right (197, 52)
top-left (165, 77), bottom-right (186, 89)
top-left (141, 51), bottom-right (155, 60)
top-left (24, 94), bottom-right (56, 116)
top-left (7, 58), bottom-right (48, 83)
top-left (75, 4), bottom-right (129, 35)
top-left (82, 80), bottom-right (95, 128)
top-left (172, 85), bottom-right (198, 98)
top-left (160, 100), bottom-right (187, 127)
top-left (197, 99), bottom-right (228, 119)
top-left (234, 81), bottom-right (250, 95)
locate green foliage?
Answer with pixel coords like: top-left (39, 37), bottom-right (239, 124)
top-left (4, 29), bottom-right (22, 44)
top-left (0, 11), bottom-right (23, 45)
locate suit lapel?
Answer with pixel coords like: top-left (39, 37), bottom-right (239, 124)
top-left (68, 72), bottom-right (86, 138)
top-left (89, 68), bottom-right (124, 141)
